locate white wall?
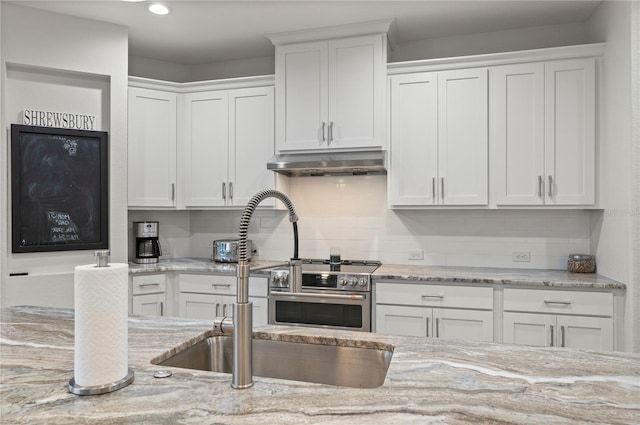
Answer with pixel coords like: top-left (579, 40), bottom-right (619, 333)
top-left (390, 22), bottom-right (589, 62)
top-left (128, 22), bottom-right (590, 82)
top-left (1, 4), bottom-right (128, 308)
top-left (587, 1), bottom-right (638, 352)
top-left (129, 55), bottom-right (194, 83)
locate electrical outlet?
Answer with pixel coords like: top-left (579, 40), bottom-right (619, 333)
top-left (512, 251), bottom-right (531, 262)
top-left (408, 250), bottom-right (424, 260)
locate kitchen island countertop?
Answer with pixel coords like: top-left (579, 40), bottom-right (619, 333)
top-left (1, 306), bottom-right (638, 424)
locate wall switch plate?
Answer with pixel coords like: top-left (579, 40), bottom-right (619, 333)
top-left (408, 250), bottom-right (424, 260)
top-left (512, 251), bottom-right (531, 262)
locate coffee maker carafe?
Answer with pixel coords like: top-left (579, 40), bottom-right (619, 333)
top-left (134, 221), bottom-right (161, 264)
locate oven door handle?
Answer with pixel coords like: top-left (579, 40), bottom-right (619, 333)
top-left (272, 292), bottom-right (366, 301)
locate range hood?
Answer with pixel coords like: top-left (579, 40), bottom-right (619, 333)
top-left (267, 151), bottom-right (387, 177)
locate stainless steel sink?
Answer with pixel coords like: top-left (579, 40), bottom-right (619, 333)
top-left (153, 336), bottom-right (393, 388)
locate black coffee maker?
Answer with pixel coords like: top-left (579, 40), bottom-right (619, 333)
top-left (134, 221), bottom-right (161, 264)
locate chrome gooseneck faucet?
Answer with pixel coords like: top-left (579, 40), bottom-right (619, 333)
top-left (214, 190), bottom-right (300, 389)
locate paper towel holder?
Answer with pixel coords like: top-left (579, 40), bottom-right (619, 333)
top-left (68, 250), bottom-right (135, 395)
top-left (94, 250), bottom-right (110, 267)
top-left (69, 368), bottom-right (135, 396)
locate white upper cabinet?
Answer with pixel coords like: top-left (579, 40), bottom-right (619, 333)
top-left (183, 86), bottom-right (276, 208)
top-left (491, 58), bottom-right (596, 206)
top-left (128, 87), bottom-right (177, 208)
top-left (388, 72), bottom-right (439, 206)
top-left (389, 69), bottom-right (488, 207)
top-left (228, 87), bottom-right (276, 206)
top-left (491, 63), bottom-right (545, 205)
top-left (271, 22), bottom-right (389, 152)
top-left (544, 59), bottom-right (595, 205)
top-left (183, 90), bottom-right (229, 207)
top-left (128, 76), bottom-right (282, 210)
top-left (438, 68), bottom-right (489, 205)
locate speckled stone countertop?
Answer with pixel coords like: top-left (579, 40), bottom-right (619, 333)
top-left (128, 258), bottom-right (285, 276)
top-left (129, 258), bottom-right (625, 290)
top-left (373, 264), bottom-right (625, 290)
top-left (2, 306), bottom-right (638, 424)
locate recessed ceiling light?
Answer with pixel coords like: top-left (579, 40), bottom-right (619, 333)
top-left (146, 3), bottom-right (171, 15)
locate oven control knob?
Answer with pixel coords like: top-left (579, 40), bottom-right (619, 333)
top-left (349, 277), bottom-right (358, 286)
top-left (339, 278), bottom-right (348, 286)
top-left (358, 278), bottom-right (367, 287)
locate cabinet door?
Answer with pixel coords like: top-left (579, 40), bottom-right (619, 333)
top-left (438, 69), bottom-right (488, 205)
top-left (179, 292), bottom-right (236, 320)
top-left (128, 87), bottom-right (177, 207)
top-left (388, 72), bottom-right (439, 206)
top-left (250, 296), bottom-right (269, 327)
top-left (503, 312), bottom-right (555, 347)
top-left (434, 308), bottom-right (493, 342)
top-left (491, 63), bottom-right (545, 205)
top-left (183, 90), bottom-right (229, 207)
top-left (228, 86), bottom-right (275, 206)
top-left (328, 34), bottom-right (385, 149)
top-left (275, 41), bottom-right (328, 151)
top-left (557, 315), bottom-right (613, 351)
top-left (376, 305), bottom-right (429, 337)
top-left (544, 58), bottom-right (595, 205)
top-left (132, 293), bottom-right (165, 317)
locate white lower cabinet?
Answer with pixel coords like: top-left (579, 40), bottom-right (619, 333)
top-left (131, 274), bottom-right (167, 317)
top-left (132, 293), bottom-right (166, 316)
top-left (178, 274), bottom-right (268, 326)
top-left (375, 282), bottom-right (493, 342)
top-left (503, 312), bottom-right (612, 350)
top-left (502, 288), bottom-right (614, 351)
top-left (376, 304), bottom-right (493, 341)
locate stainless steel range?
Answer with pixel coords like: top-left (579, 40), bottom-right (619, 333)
top-left (268, 259), bottom-right (381, 332)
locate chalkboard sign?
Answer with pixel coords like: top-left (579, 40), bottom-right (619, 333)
top-left (11, 124), bottom-right (109, 253)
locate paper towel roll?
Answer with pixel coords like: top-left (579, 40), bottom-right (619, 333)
top-left (73, 262), bottom-right (129, 387)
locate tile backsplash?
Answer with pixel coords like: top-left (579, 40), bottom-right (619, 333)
top-left (129, 175), bottom-right (591, 270)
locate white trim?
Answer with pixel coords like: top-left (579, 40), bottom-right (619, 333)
top-left (630, 0), bottom-right (640, 353)
top-left (387, 43), bottom-right (606, 74)
top-left (128, 75), bottom-right (275, 92)
top-left (267, 19), bottom-right (393, 46)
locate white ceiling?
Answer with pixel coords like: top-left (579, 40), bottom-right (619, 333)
top-left (11, 1), bottom-right (602, 65)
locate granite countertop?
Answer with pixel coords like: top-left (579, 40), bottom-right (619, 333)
top-left (373, 264), bottom-right (625, 290)
top-left (2, 306), bottom-right (638, 424)
top-left (128, 258), bottom-right (286, 276)
top-left (129, 258), bottom-right (625, 290)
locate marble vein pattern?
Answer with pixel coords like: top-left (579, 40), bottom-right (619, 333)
top-left (1, 306), bottom-right (639, 424)
top-left (373, 264), bottom-right (625, 289)
top-left (129, 258), bottom-right (625, 290)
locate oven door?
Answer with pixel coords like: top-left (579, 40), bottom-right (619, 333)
top-left (269, 290), bottom-right (371, 332)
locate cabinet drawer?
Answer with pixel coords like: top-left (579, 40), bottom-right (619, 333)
top-left (180, 274), bottom-right (236, 295)
top-left (132, 274), bottom-right (166, 295)
top-left (376, 282), bottom-right (493, 310)
top-left (504, 288), bottom-right (613, 317)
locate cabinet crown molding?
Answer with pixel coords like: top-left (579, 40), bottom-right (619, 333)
top-left (267, 19), bottom-right (394, 46)
top-left (128, 75), bottom-right (275, 93)
top-left (387, 43), bottom-right (605, 74)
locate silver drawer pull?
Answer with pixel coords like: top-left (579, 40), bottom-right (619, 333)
top-left (211, 283), bottom-right (231, 288)
top-left (544, 300), bottom-right (571, 305)
top-left (138, 283), bottom-right (160, 287)
top-left (421, 295), bottom-right (444, 299)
